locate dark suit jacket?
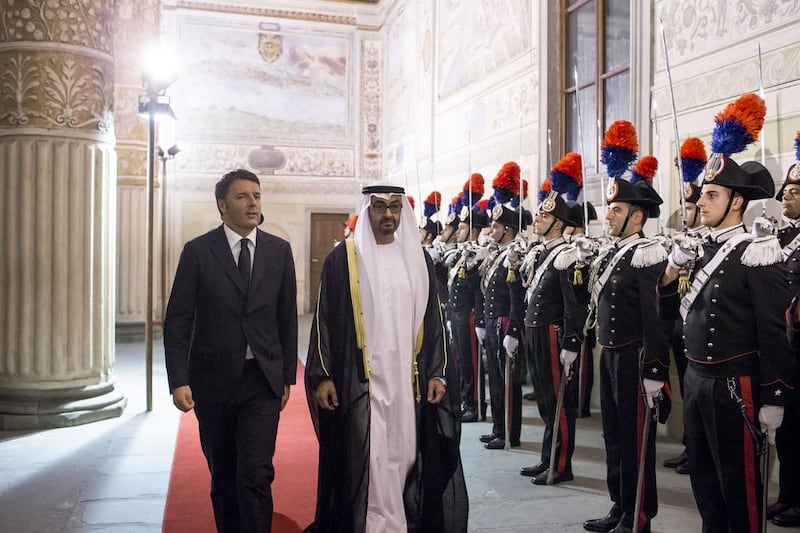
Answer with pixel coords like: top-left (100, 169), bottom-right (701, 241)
top-left (164, 224), bottom-right (298, 402)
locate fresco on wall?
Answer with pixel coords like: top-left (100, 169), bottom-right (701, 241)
top-left (385, 3), bottom-right (418, 134)
top-left (175, 16), bottom-right (350, 142)
top-left (437, 0), bottom-right (530, 99)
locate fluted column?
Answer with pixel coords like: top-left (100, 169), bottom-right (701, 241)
top-left (113, 0), bottom-right (161, 341)
top-left (0, 0), bottom-right (125, 428)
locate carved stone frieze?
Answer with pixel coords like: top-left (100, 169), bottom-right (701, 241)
top-left (0, 50), bottom-right (113, 131)
top-left (174, 1), bottom-right (356, 26)
top-left (653, 41), bottom-right (800, 116)
top-left (116, 147), bottom-right (148, 179)
top-left (658, 0), bottom-right (800, 65)
top-left (0, 0), bottom-right (114, 53)
top-left (174, 142), bottom-right (355, 178)
top-left (360, 38), bottom-right (381, 181)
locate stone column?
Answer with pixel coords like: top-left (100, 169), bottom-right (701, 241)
top-left (113, 0), bottom-right (161, 342)
top-left (0, 0), bottom-right (125, 428)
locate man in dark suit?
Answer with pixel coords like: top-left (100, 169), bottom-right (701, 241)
top-left (164, 168), bottom-right (298, 533)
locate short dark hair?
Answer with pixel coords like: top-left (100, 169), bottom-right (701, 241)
top-left (215, 169), bottom-right (260, 201)
top-left (628, 204), bottom-right (648, 225)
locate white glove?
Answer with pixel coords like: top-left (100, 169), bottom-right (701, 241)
top-left (504, 244), bottom-right (523, 269)
top-left (759, 405), bottom-right (784, 445)
top-left (574, 236), bottom-right (598, 265)
top-left (475, 244), bottom-right (491, 262)
top-left (668, 233), bottom-right (702, 270)
top-left (751, 216), bottom-right (775, 238)
top-left (642, 378), bottom-right (664, 408)
top-left (464, 249), bottom-right (479, 270)
top-left (502, 335), bottom-right (519, 358)
top-left (426, 244), bottom-right (441, 263)
top-left (560, 349), bottom-right (579, 378)
top-left (474, 327), bottom-right (486, 346)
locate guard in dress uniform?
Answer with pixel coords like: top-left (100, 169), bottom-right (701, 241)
top-left (662, 137), bottom-right (709, 475)
top-left (419, 191), bottom-right (442, 246)
top-left (448, 174), bottom-right (487, 423)
top-left (582, 121), bottom-right (670, 533)
top-left (659, 93), bottom-right (796, 533)
top-left (518, 153), bottom-right (587, 485)
top-left (768, 131), bottom-right (800, 527)
top-left (478, 161), bottom-right (528, 449)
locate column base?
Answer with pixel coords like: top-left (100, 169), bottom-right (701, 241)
top-left (0, 382), bottom-right (127, 429)
top-left (115, 321), bottom-right (163, 342)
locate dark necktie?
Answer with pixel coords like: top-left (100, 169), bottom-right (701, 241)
top-left (238, 238), bottom-right (251, 286)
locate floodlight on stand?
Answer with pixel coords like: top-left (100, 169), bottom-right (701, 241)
top-left (138, 94), bottom-right (176, 122)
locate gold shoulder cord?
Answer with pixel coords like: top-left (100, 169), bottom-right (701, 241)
top-left (414, 325), bottom-right (424, 402)
top-left (345, 240), bottom-right (370, 381)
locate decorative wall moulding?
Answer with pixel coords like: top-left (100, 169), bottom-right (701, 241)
top-left (174, 1), bottom-right (357, 26)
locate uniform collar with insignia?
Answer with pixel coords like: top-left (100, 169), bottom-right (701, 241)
top-left (707, 223), bottom-right (745, 244)
top-left (616, 232), bottom-right (645, 248)
top-left (781, 215), bottom-right (800, 229)
top-left (542, 236), bottom-right (566, 249)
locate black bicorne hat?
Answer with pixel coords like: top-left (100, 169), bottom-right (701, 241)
top-left (491, 204), bottom-right (532, 231)
top-left (702, 155), bottom-right (774, 201)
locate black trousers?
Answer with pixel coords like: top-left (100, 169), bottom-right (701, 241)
top-left (485, 316), bottom-right (522, 441)
top-left (667, 317), bottom-right (689, 446)
top-left (194, 359), bottom-right (282, 533)
top-left (526, 323), bottom-right (577, 473)
top-left (599, 344), bottom-right (658, 529)
top-left (451, 307), bottom-right (478, 412)
top-left (684, 364), bottom-right (763, 533)
top-left (577, 328), bottom-right (596, 418)
top-left (776, 400), bottom-right (800, 506)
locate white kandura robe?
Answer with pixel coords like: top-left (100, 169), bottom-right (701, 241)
top-left (365, 240), bottom-right (417, 532)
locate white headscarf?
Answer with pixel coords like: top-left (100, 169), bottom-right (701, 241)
top-left (353, 185), bottom-right (429, 357)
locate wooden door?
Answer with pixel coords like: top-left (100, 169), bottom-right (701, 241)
top-left (309, 213), bottom-right (349, 311)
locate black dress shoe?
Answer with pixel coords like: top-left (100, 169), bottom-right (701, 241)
top-left (662, 449), bottom-right (687, 468)
top-left (461, 409), bottom-right (478, 423)
top-left (523, 392), bottom-right (536, 401)
top-left (675, 461), bottom-right (690, 475)
top-left (484, 437), bottom-right (519, 449)
top-left (768, 501), bottom-right (791, 519)
top-left (583, 510), bottom-right (622, 532)
top-left (773, 506), bottom-right (800, 527)
top-left (520, 462), bottom-right (548, 477)
top-left (479, 433), bottom-right (497, 443)
top-left (532, 469), bottom-right (573, 485)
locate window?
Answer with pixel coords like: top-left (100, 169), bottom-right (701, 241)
top-left (563, 0), bottom-right (630, 177)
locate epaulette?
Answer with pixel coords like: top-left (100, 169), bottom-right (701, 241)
top-left (741, 234), bottom-right (783, 267)
top-left (631, 238), bottom-right (668, 268)
top-left (554, 245), bottom-right (577, 271)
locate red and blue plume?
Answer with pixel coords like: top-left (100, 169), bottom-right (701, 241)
top-left (463, 173), bottom-right (485, 199)
top-left (710, 93), bottom-right (766, 156)
top-left (486, 197), bottom-right (497, 211)
top-left (550, 152), bottom-right (583, 201)
top-left (474, 198), bottom-right (490, 213)
top-left (510, 180), bottom-right (528, 207)
top-left (448, 193), bottom-right (463, 215)
top-left (794, 130), bottom-right (800, 161)
top-left (423, 190), bottom-right (441, 218)
top-left (538, 178), bottom-right (552, 203)
top-left (492, 161), bottom-right (521, 204)
top-left (678, 137), bottom-right (707, 183)
top-left (630, 155), bottom-right (658, 185)
top-left (601, 120), bottom-right (639, 179)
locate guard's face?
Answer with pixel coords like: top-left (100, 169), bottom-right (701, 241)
top-left (218, 179), bottom-right (261, 235)
top-left (368, 195), bottom-right (402, 239)
top-left (534, 210), bottom-right (557, 236)
top-left (440, 223), bottom-right (456, 243)
top-left (605, 202), bottom-right (631, 237)
top-left (488, 221), bottom-right (507, 243)
top-left (782, 184), bottom-right (800, 219)
top-left (456, 222), bottom-right (470, 243)
top-left (697, 184), bottom-right (737, 228)
top-left (685, 202), bottom-right (700, 228)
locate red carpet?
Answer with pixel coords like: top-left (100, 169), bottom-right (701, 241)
top-left (163, 363), bottom-right (318, 532)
